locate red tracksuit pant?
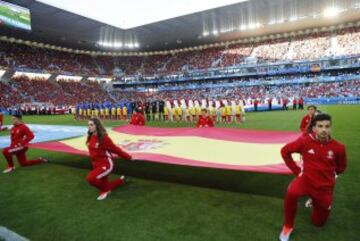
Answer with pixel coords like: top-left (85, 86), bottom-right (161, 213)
top-left (2, 146), bottom-right (43, 168)
top-left (284, 176), bottom-right (333, 228)
top-left (86, 161), bottom-right (125, 193)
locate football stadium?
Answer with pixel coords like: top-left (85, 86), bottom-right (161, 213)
top-left (0, 0), bottom-right (359, 241)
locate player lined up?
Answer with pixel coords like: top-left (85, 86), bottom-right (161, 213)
top-left (73, 99), bottom-right (246, 124)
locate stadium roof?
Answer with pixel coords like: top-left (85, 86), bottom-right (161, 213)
top-left (2, 0), bottom-right (360, 52)
top-left (36, 0), bottom-right (248, 29)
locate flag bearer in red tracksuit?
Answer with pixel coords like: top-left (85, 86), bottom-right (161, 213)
top-left (130, 109), bottom-right (145, 126)
top-left (2, 114), bottom-right (48, 173)
top-left (86, 118), bottom-right (132, 200)
top-left (299, 105), bottom-right (317, 133)
top-left (279, 113), bottom-right (347, 241)
top-left (196, 109), bottom-right (214, 128)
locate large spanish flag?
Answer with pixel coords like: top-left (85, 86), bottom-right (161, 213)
top-left (31, 125), bottom-right (301, 174)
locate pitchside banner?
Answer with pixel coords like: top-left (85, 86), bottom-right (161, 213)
top-left (32, 126), bottom-right (301, 174)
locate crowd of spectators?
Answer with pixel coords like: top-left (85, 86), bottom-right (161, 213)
top-left (219, 43), bottom-right (253, 67)
top-left (0, 42), bottom-right (99, 75)
top-left (0, 81), bottom-right (26, 108)
top-left (1, 27), bottom-right (360, 109)
top-left (289, 33), bottom-right (331, 60)
top-left (336, 27), bottom-right (360, 56)
top-left (57, 79), bottom-right (111, 105)
top-left (110, 79), bottom-right (360, 104)
top-left (252, 40), bottom-right (290, 62)
top-left (0, 76), bottom-right (112, 108)
top-left (2, 76), bottom-right (359, 109)
top-left (11, 76), bottom-right (65, 104)
top-left (1, 27), bottom-right (360, 77)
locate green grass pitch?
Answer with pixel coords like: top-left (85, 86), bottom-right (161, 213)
top-left (0, 105), bottom-right (359, 241)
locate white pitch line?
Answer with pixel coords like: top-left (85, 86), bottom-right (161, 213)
top-left (0, 227), bottom-right (30, 241)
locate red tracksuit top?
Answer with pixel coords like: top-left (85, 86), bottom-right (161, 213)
top-left (10, 123), bottom-right (34, 147)
top-left (0, 113), bottom-right (3, 125)
top-left (87, 134), bottom-right (132, 165)
top-left (300, 115), bottom-right (311, 133)
top-left (281, 133), bottom-right (347, 190)
top-left (197, 116), bottom-right (214, 128)
top-left (130, 113), bottom-right (145, 126)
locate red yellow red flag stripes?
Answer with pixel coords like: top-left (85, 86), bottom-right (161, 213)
top-left (32, 125), bottom-right (301, 174)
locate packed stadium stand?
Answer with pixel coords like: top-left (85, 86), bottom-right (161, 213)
top-left (1, 26), bottom-right (360, 110)
top-left (1, 27), bottom-right (360, 76)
